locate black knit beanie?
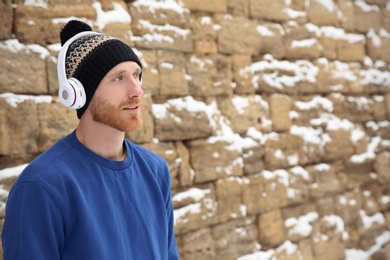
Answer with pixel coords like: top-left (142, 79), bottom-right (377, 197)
top-left (60, 20), bottom-right (142, 119)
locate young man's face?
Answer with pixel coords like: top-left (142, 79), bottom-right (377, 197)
top-left (88, 61), bottom-right (144, 132)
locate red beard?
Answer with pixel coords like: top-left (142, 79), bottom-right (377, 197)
top-left (89, 96), bottom-right (143, 132)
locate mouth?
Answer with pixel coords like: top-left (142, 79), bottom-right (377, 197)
top-left (122, 103), bottom-right (141, 111)
top-left (121, 99), bottom-right (142, 111)
top-left (123, 105), bottom-right (139, 110)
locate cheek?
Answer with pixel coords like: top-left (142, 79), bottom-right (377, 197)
top-left (93, 90), bottom-right (118, 105)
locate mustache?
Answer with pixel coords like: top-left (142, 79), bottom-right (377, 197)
top-left (119, 98), bottom-right (142, 108)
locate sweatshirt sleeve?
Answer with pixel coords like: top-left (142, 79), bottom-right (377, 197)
top-left (167, 192), bottom-right (180, 260)
top-left (2, 180), bottom-right (65, 260)
top-left (161, 162), bottom-right (180, 260)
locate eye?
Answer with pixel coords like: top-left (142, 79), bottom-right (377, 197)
top-left (133, 70), bottom-right (142, 81)
top-left (113, 75), bottom-right (123, 82)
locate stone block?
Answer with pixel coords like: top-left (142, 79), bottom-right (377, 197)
top-left (308, 163), bottom-right (343, 199)
top-left (174, 141), bottom-right (193, 187)
top-left (37, 101), bottom-right (78, 152)
top-left (292, 95), bottom-right (334, 125)
top-left (130, 4), bottom-right (192, 52)
top-left (100, 22), bottom-right (132, 46)
top-left (192, 16), bottom-right (218, 54)
top-left (216, 15), bottom-right (263, 55)
top-left (284, 211), bottom-right (318, 243)
top-left (362, 188), bottom-right (380, 216)
top-left (382, 9), bottom-right (390, 32)
top-left (359, 229), bottom-right (387, 251)
top-left (47, 54), bottom-right (59, 95)
top-left (0, 97), bottom-right (41, 155)
top-left (386, 93), bottom-right (390, 120)
top-left (338, 95), bottom-right (375, 123)
top-left (218, 95), bottom-right (269, 134)
top-left (269, 94), bottom-right (292, 132)
top-left (157, 50), bottom-right (189, 96)
top-left (130, 1), bottom-right (191, 29)
top-left (380, 37), bottom-right (390, 62)
top-left (15, 5), bottom-right (96, 45)
top-left (211, 217), bottom-right (258, 259)
top-left (344, 136), bottom-right (375, 175)
top-left (264, 132), bottom-right (307, 169)
top-left (258, 209), bottom-right (286, 248)
top-left (335, 191), bottom-right (362, 225)
top-left (282, 203), bottom-right (317, 220)
top-left (215, 177), bottom-right (244, 223)
top-left (258, 23), bottom-right (285, 59)
top-left (46, 0), bottom-right (94, 3)
top-left (353, 1), bottom-right (381, 33)
top-left (367, 29), bottom-right (381, 61)
top-left (285, 38), bottom-right (322, 60)
top-left (242, 57), bottom-right (318, 95)
top-left (311, 231), bottom-right (345, 260)
top-left (249, 0), bottom-right (289, 22)
top-left (232, 55), bottom-right (255, 94)
top-left (374, 152), bottom-right (390, 185)
top-left (187, 139), bottom-right (242, 184)
top-left (227, 0), bottom-right (250, 17)
top-left (180, 0), bottom-right (227, 12)
top-left (186, 54), bottom-right (232, 96)
top-left (290, 0), bottom-right (307, 10)
top-left (319, 36), bottom-right (337, 60)
top-left (283, 23), bottom-right (314, 43)
top-left (242, 173), bottom-right (289, 215)
top-left (365, 0), bottom-right (388, 6)
top-left (366, 121), bottom-right (390, 142)
top-left (337, 37), bottom-right (366, 63)
top-left (178, 228), bottom-right (216, 260)
top-left (323, 130), bottom-right (355, 161)
top-left (242, 144), bottom-right (265, 175)
top-left (0, 0), bottom-right (12, 40)
top-left (173, 184), bottom-right (219, 234)
top-left (0, 40), bottom-right (49, 94)
top-left (136, 49), bottom-right (160, 95)
top-left (322, 61), bottom-right (363, 94)
top-left (315, 197), bottom-right (336, 216)
top-left (377, 184), bottom-right (390, 211)
top-left (152, 96), bottom-right (212, 141)
top-left (338, 0), bottom-right (355, 31)
top-left (308, 0), bottom-right (339, 26)
top-left (172, 186), bottom-right (208, 209)
top-left (373, 96), bottom-right (388, 121)
top-left (298, 239), bottom-right (315, 260)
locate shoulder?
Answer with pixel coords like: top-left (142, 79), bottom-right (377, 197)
top-left (127, 140), bottom-right (167, 166)
top-left (126, 140), bottom-right (171, 186)
top-left (15, 134), bottom-right (83, 191)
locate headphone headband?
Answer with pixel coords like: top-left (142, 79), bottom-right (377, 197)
top-left (57, 31), bottom-right (101, 85)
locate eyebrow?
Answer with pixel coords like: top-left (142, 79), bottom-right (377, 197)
top-left (107, 66), bottom-right (142, 79)
top-left (107, 70), bottom-right (127, 80)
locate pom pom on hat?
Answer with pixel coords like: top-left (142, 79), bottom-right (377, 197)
top-left (59, 20), bottom-right (142, 119)
top-left (60, 20), bottom-right (92, 46)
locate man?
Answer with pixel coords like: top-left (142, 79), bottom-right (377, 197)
top-left (2, 20), bottom-right (179, 259)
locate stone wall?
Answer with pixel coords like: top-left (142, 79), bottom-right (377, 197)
top-left (1, 0), bottom-right (390, 259)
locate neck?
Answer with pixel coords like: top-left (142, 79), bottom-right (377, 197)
top-left (76, 112), bottom-right (125, 161)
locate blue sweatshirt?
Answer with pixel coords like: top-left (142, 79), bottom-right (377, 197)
top-left (2, 131), bottom-right (179, 260)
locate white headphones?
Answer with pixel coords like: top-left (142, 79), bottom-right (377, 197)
top-left (57, 31), bottom-right (100, 109)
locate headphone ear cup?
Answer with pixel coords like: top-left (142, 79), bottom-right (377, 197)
top-left (58, 77), bottom-right (86, 109)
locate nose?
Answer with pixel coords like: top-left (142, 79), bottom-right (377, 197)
top-left (128, 78), bottom-right (144, 99)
